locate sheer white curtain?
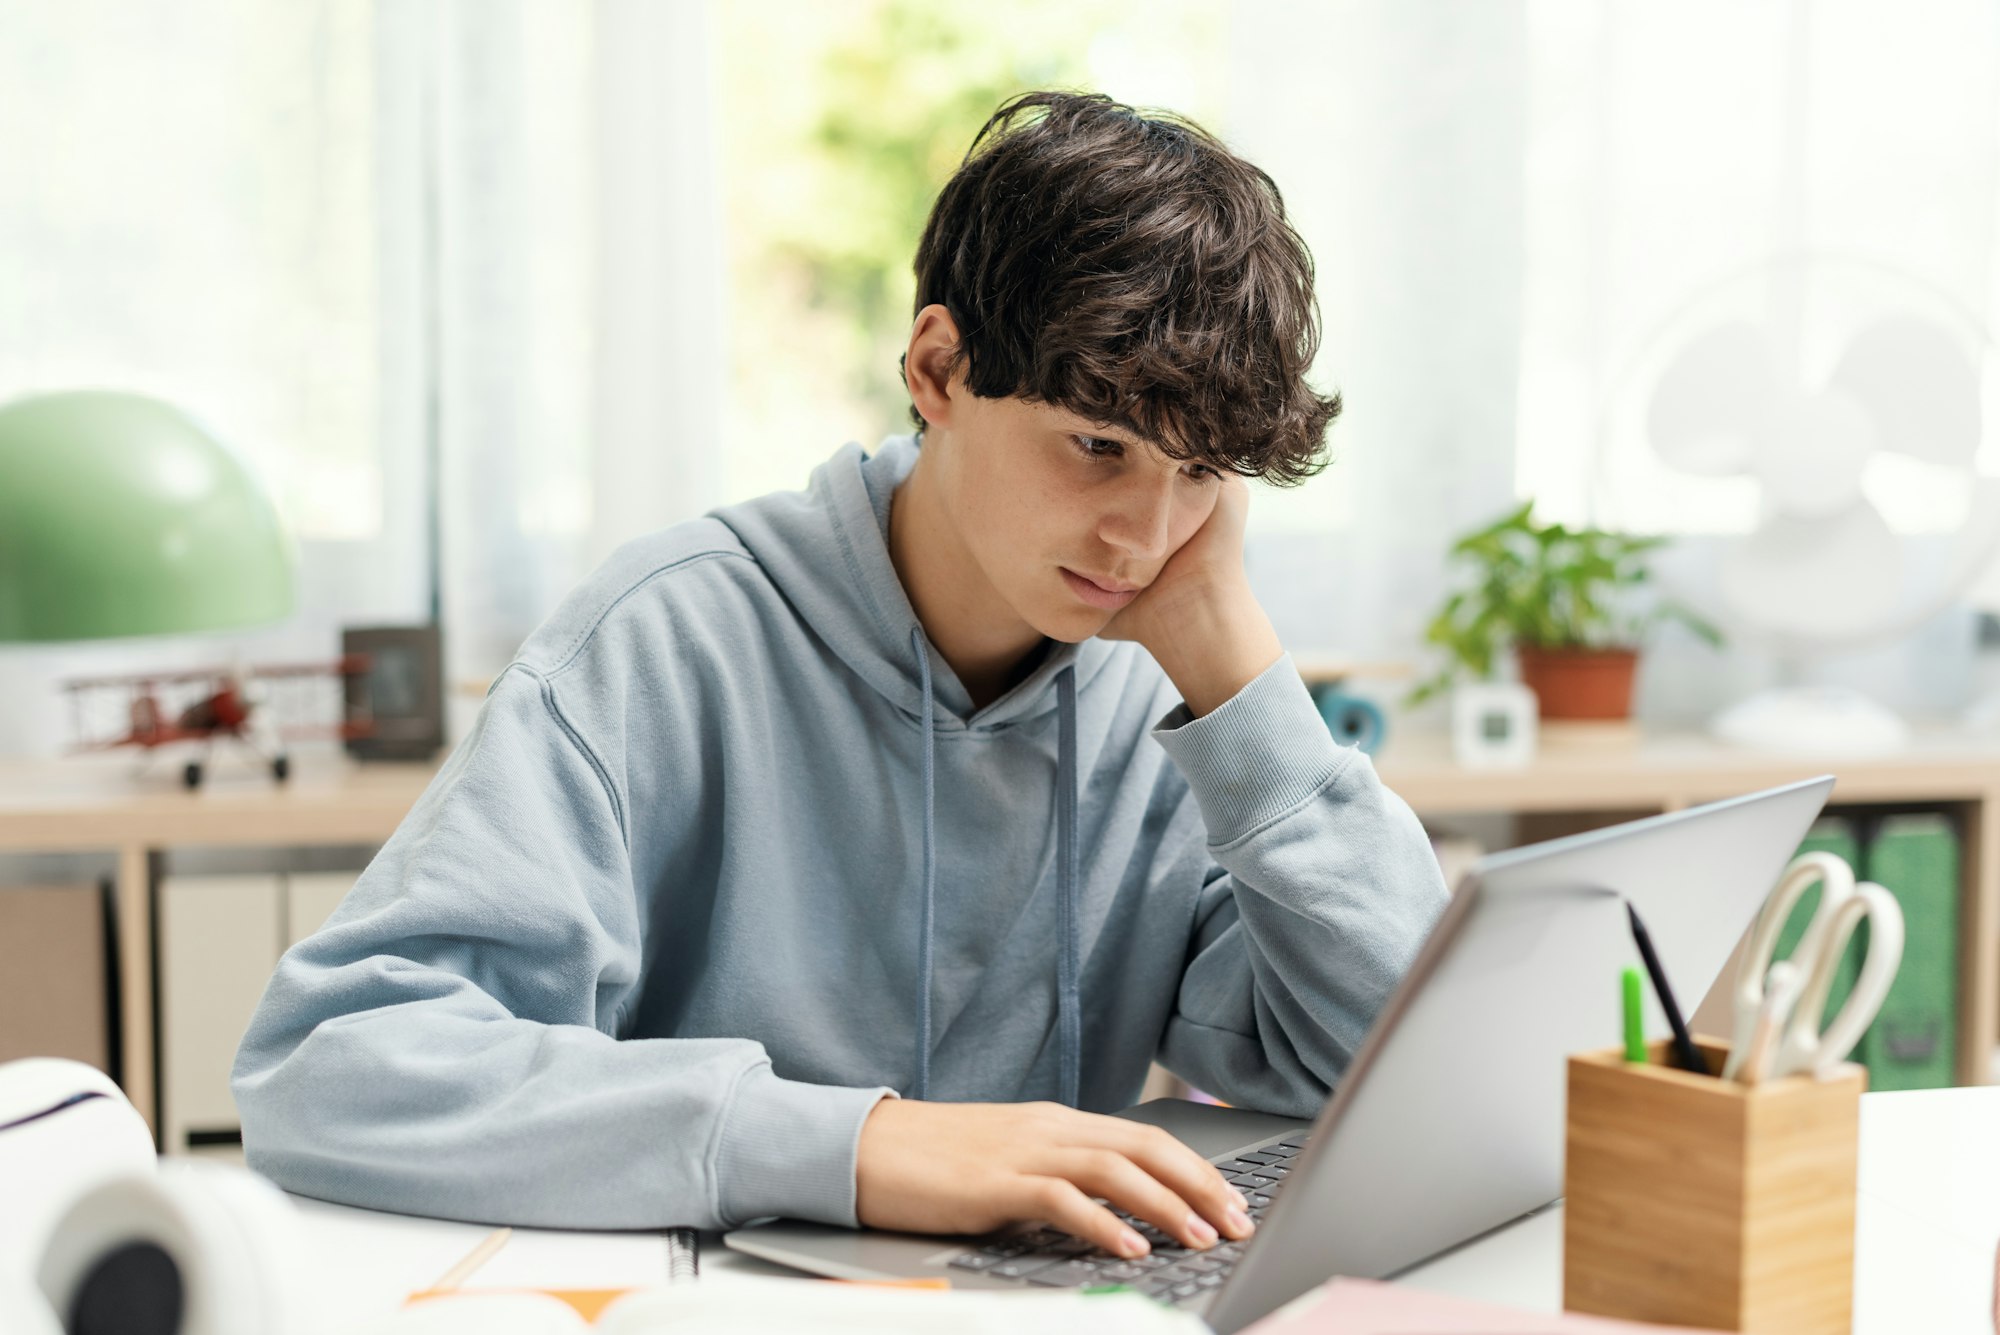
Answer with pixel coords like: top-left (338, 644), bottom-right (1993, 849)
top-left (0, 0), bottom-right (726, 756)
top-left (1223, 1), bottom-right (1529, 674)
top-left (417, 0), bottom-right (727, 731)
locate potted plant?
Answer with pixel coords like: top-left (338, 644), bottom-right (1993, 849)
top-left (1408, 501), bottom-right (1721, 720)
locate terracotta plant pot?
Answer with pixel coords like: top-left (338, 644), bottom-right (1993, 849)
top-left (1515, 646), bottom-right (1638, 721)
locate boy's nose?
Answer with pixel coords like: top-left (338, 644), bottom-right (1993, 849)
top-left (1100, 480), bottom-right (1175, 562)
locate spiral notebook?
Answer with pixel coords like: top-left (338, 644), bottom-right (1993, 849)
top-left (665, 1227), bottom-right (700, 1282)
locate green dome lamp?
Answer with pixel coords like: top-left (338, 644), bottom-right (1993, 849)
top-left (0, 390), bottom-right (295, 642)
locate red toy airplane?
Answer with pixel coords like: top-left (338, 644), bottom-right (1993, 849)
top-left (64, 656), bottom-right (376, 788)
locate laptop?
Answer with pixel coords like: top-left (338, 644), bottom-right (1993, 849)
top-left (726, 775), bottom-right (1835, 1331)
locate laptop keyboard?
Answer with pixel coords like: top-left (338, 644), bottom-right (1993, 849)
top-left (945, 1131), bottom-right (1308, 1307)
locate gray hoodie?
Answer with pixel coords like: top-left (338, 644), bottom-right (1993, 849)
top-left (231, 436), bottom-right (1447, 1232)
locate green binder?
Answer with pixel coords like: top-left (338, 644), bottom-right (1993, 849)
top-left (1858, 813), bottom-right (1959, 1091)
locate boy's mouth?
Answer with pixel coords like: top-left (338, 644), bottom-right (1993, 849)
top-left (1060, 567), bottom-right (1141, 611)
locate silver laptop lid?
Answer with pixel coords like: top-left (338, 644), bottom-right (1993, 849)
top-left (1203, 775), bottom-right (1834, 1333)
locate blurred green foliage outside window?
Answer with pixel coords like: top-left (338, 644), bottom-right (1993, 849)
top-left (715, 0), bottom-right (1226, 501)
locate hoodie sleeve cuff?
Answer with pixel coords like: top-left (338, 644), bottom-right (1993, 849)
top-left (1152, 654), bottom-right (1351, 847)
top-left (714, 1063), bottom-right (898, 1228)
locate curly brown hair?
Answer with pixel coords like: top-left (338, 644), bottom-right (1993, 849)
top-left (907, 90), bottom-right (1338, 485)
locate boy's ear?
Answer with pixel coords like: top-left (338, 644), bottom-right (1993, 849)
top-left (904, 304), bottom-right (962, 430)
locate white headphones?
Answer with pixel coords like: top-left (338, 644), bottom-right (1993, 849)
top-left (1, 1061), bottom-right (659, 1334)
top-left (0, 1058), bottom-right (314, 1335)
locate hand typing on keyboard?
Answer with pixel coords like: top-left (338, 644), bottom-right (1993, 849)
top-left (854, 1099), bottom-right (1256, 1259)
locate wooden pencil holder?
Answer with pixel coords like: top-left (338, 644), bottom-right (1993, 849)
top-left (1563, 1035), bottom-right (1864, 1334)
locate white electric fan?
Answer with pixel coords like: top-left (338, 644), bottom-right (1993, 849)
top-left (1597, 255), bottom-right (2000, 754)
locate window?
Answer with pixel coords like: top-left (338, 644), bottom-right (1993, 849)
top-left (711, 0), bottom-right (1234, 504)
top-left (1514, 1), bottom-right (2000, 537)
top-left (0, 2), bottom-right (384, 541)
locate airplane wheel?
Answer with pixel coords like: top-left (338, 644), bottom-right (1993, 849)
top-left (271, 754), bottom-right (291, 783)
top-left (182, 761), bottom-right (203, 790)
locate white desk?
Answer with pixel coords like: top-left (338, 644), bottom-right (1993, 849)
top-left (286, 1087), bottom-right (2000, 1332)
top-left (1393, 1087), bottom-right (2000, 1332)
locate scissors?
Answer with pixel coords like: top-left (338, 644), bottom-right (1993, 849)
top-left (1720, 850), bottom-right (1905, 1083)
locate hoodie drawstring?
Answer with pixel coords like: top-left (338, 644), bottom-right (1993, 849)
top-left (910, 626), bottom-right (938, 1102)
top-left (906, 630), bottom-right (1082, 1108)
top-left (1054, 664), bottom-right (1081, 1108)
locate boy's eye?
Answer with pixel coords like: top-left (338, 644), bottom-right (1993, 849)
top-left (1069, 433), bottom-right (1223, 483)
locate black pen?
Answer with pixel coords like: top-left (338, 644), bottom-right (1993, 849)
top-left (1625, 902), bottom-right (1708, 1075)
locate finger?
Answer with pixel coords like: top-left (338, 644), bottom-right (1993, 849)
top-left (1214, 469), bottom-right (1251, 522)
top-left (1015, 1175), bottom-right (1152, 1260)
top-left (1108, 1120), bottom-right (1255, 1241)
top-left (1047, 1147), bottom-right (1221, 1251)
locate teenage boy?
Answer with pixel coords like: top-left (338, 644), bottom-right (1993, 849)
top-left (235, 92), bottom-right (1447, 1264)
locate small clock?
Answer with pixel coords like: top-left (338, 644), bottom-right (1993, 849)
top-left (1452, 682), bottom-right (1538, 769)
top-left (342, 624), bottom-right (445, 762)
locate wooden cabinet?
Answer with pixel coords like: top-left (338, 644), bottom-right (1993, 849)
top-left (0, 882), bottom-right (110, 1069)
top-left (158, 869), bottom-right (361, 1151)
top-left (0, 750), bottom-right (436, 1143)
top-left (162, 873), bottom-right (282, 1150)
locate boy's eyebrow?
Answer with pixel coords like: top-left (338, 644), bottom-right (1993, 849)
top-left (1062, 419), bottom-right (1155, 452)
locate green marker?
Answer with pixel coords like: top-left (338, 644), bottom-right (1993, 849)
top-left (1622, 966), bottom-right (1647, 1062)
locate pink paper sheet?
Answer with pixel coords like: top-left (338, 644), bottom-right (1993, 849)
top-left (1244, 1278), bottom-right (1722, 1334)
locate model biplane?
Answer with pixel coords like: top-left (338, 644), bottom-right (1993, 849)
top-left (63, 656), bottom-right (376, 788)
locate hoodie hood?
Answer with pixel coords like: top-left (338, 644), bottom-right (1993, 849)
top-left (712, 434), bottom-right (1110, 1105)
top-left (712, 435), bottom-right (1117, 730)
